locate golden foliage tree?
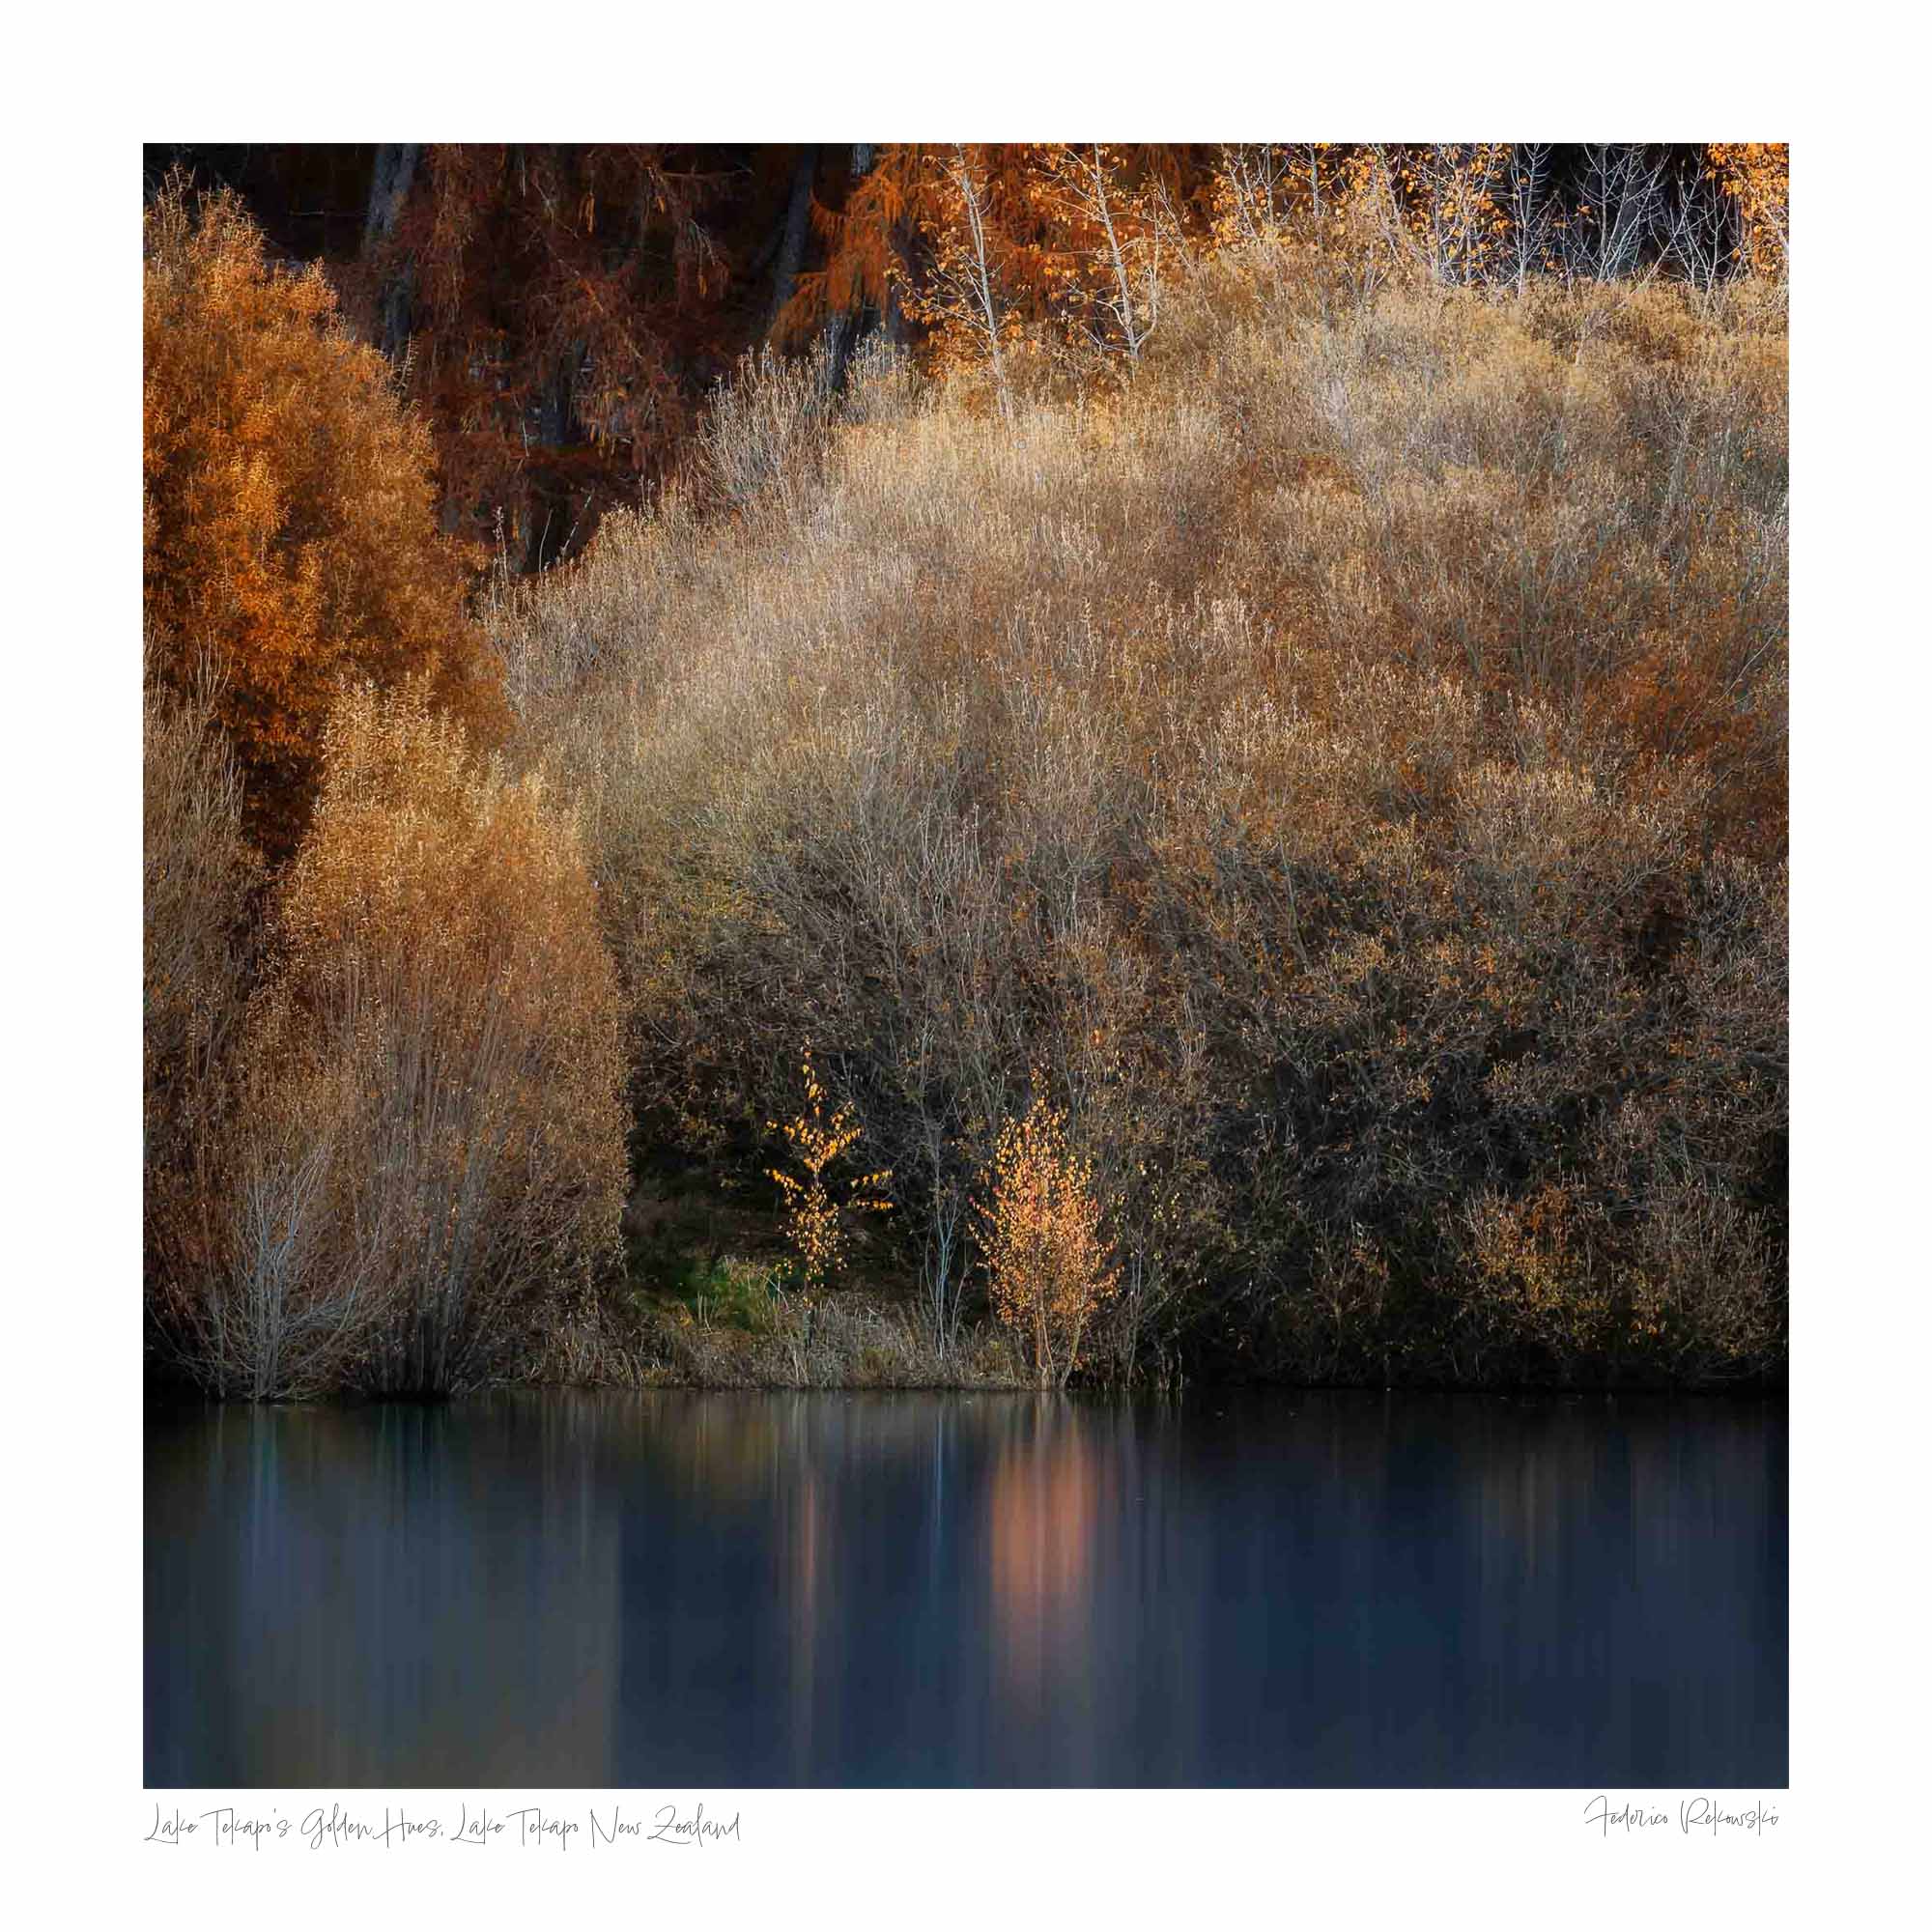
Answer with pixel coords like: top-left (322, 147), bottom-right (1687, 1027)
top-left (143, 174), bottom-right (504, 858)
top-left (767, 1046), bottom-right (892, 1298)
top-left (1706, 143), bottom-right (1789, 277)
top-left (975, 1089), bottom-right (1119, 1387)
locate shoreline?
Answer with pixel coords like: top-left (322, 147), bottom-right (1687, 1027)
top-left (145, 1290), bottom-right (1789, 1405)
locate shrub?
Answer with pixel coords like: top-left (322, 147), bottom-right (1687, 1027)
top-left (193, 685), bottom-right (628, 1397)
top-left (694, 340), bottom-right (837, 522)
top-left (143, 174), bottom-right (505, 857)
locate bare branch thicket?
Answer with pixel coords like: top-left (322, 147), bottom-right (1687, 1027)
top-left (1499, 143), bottom-right (1556, 292)
top-left (695, 334), bottom-right (838, 520)
top-left (1572, 144), bottom-right (1669, 282)
top-left (1662, 167), bottom-right (1745, 293)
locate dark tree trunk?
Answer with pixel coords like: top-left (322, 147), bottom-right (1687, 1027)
top-left (827, 143), bottom-right (887, 391)
top-left (362, 143), bottom-right (419, 250)
top-left (767, 145), bottom-right (820, 338)
top-left (362, 143), bottom-right (420, 359)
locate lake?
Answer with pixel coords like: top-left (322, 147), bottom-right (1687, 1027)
top-left (145, 1388), bottom-right (1786, 1787)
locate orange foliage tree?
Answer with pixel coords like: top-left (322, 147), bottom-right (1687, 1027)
top-left (975, 1087), bottom-right (1119, 1386)
top-left (144, 174), bottom-right (504, 857)
top-left (1706, 143), bottom-right (1790, 277)
top-left (782, 144), bottom-right (1205, 390)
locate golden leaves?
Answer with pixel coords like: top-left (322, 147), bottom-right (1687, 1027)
top-left (766, 1045), bottom-right (892, 1295)
top-left (973, 1082), bottom-right (1118, 1386)
top-left (143, 173), bottom-right (504, 859)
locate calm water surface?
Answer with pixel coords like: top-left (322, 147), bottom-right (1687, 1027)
top-left (146, 1389), bottom-right (1786, 1787)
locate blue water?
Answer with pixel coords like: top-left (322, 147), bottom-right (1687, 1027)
top-left (145, 1388), bottom-right (1786, 1786)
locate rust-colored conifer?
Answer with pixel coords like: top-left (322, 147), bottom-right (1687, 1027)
top-left (144, 174), bottom-right (505, 857)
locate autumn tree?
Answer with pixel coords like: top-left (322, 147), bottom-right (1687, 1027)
top-left (1035, 144), bottom-right (1174, 363)
top-left (1208, 142), bottom-right (1347, 245)
top-left (975, 1088), bottom-right (1119, 1387)
top-left (781, 144), bottom-right (1044, 402)
top-left (918, 146), bottom-right (1024, 412)
top-left (777, 144), bottom-right (923, 353)
top-left (781, 144), bottom-right (1202, 400)
top-left (781, 144), bottom-right (1774, 370)
top-left (767, 1047), bottom-right (893, 1300)
top-left (1705, 143), bottom-right (1789, 278)
top-left (143, 174), bottom-right (504, 857)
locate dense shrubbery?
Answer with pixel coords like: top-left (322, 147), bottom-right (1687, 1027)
top-left (496, 266), bottom-right (1786, 1389)
top-left (146, 156), bottom-right (1787, 1394)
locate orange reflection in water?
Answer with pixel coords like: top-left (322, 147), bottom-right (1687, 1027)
top-left (987, 1408), bottom-right (1106, 1701)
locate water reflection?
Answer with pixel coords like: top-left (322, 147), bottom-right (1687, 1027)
top-left (147, 1390), bottom-right (1786, 1787)
top-left (988, 1406), bottom-right (1105, 1705)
